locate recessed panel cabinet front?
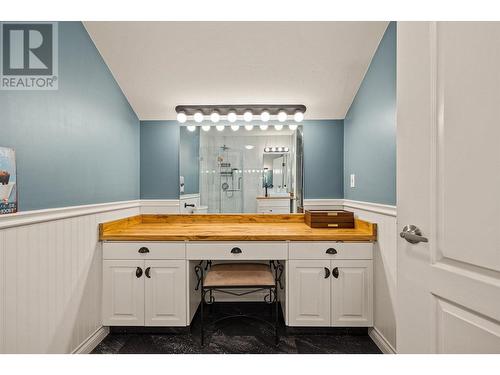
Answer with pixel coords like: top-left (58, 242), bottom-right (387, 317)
top-left (331, 260), bottom-right (373, 327)
top-left (288, 260), bottom-right (331, 326)
top-left (145, 260), bottom-right (186, 326)
top-left (103, 260), bottom-right (145, 326)
top-left (288, 257), bottom-right (373, 327)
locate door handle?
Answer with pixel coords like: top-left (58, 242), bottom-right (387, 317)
top-left (145, 267), bottom-right (151, 278)
top-left (138, 247), bottom-right (149, 254)
top-left (332, 267), bottom-right (339, 279)
top-left (231, 247), bottom-right (242, 254)
top-left (136, 267), bottom-right (143, 278)
top-left (324, 267), bottom-right (330, 278)
top-left (326, 248), bottom-right (337, 255)
top-left (400, 225), bottom-right (428, 244)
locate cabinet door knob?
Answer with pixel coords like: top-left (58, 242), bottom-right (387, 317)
top-left (326, 248), bottom-right (337, 255)
top-left (145, 267), bottom-right (151, 278)
top-left (138, 247), bottom-right (149, 254)
top-left (324, 267), bottom-right (330, 279)
top-left (332, 267), bottom-right (339, 279)
top-left (136, 267), bottom-right (143, 278)
top-left (231, 247), bottom-right (242, 254)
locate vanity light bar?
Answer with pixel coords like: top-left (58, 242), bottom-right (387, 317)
top-left (175, 104), bottom-right (306, 123)
top-left (264, 146), bottom-right (289, 153)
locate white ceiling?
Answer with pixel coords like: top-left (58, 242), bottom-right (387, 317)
top-left (84, 22), bottom-right (388, 121)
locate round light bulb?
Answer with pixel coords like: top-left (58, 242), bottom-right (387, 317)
top-left (271, 147), bottom-right (276, 152)
top-left (187, 125), bottom-right (196, 132)
top-left (294, 110), bottom-right (304, 122)
top-left (264, 147), bottom-right (270, 152)
top-left (216, 124), bottom-right (225, 131)
top-left (259, 124), bottom-right (269, 131)
top-left (231, 124), bottom-right (240, 131)
top-left (210, 111), bottom-right (220, 123)
top-left (177, 111), bottom-right (187, 123)
top-left (274, 124), bottom-right (283, 131)
top-left (243, 110), bottom-right (253, 122)
top-left (245, 124), bottom-right (254, 131)
top-left (227, 111), bottom-right (237, 123)
top-left (288, 124), bottom-right (298, 131)
top-left (193, 111), bottom-right (204, 123)
top-left (260, 110), bottom-right (270, 122)
top-left (201, 125), bottom-right (211, 132)
top-left (284, 147), bottom-right (289, 152)
top-left (277, 110), bottom-right (287, 122)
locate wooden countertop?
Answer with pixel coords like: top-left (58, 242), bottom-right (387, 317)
top-left (99, 214), bottom-right (377, 242)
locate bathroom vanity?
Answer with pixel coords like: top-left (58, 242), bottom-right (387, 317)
top-left (99, 214), bottom-right (376, 328)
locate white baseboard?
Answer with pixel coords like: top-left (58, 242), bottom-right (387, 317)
top-left (72, 326), bottom-right (109, 354)
top-left (369, 327), bottom-right (396, 354)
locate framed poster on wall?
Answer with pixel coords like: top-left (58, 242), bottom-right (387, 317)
top-left (0, 147), bottom-right (17, 214)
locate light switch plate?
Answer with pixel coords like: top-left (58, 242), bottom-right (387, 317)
top-left (350, 174), bottom-right (356, 188)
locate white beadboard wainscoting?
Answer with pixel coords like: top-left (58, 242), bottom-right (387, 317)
top-left (0, 200), bottom-right (141, 354)
top-left (304, 199), bottom-right (397, 354)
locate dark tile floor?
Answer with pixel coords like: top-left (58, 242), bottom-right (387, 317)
top-left (92, 303), bottom-right (381, 354)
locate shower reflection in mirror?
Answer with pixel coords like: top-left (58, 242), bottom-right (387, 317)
top-left (179, 124), bottom-right (303, 214)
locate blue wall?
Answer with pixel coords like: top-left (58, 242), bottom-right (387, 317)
top-left (140, 121), bottom-right (180, 199)
top-left (179, 126), bottom-right (200, 195)
top-left (0, 22), bottom-right (140, 211)
top-left (344, 22), bottom-right (396, 205)
top-left (303, 120), bottom-right (344, 199)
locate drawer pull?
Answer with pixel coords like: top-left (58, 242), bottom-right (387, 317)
top-left (231, 247), bottom-right (242, 254)
top-left (324, 267), bottom-right (330, 279)
top-left (136, 267), bottom-right (143, 278)
top-left (327, 224), bottom-right (339, 228)
top-left (326, 248), bottom-right (338, 255)
top-left (145, 267), bottom-right (151, 278)
top-left (138, 247), bottom-right (150, 254)
top-left (332, 267), bottom-right (339, 279)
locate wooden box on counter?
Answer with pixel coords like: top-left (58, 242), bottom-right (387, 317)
top-left (304, 210), bottom-right (355, 228)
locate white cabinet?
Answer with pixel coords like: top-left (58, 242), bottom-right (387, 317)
top-left (256, 198), bottom-right (291, 214)
top-left (103, 256), bottom-right (186, 327)
top-left (103, 260), bottom-right (145, 326)
top-left (331, 260), bottom-right (373, 327)
top-left (144, 260), bottom-right (186, 326)
top-left (288, 244), bottom-right (373, 327)
top-left (288, 260), bottom-right (331, 326)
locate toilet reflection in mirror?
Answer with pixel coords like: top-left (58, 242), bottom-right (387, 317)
top-left (179, 124), bottom-right (303, 213)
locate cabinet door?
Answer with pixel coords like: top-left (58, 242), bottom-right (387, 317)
top-left (145, 260), bottom-right (187, 326)
top-left (288, 260), bottom-right (331, 326)
top-left (103, 260), bottom-right (145, 326)
top-left (331, 260), bottom-right (373, 327)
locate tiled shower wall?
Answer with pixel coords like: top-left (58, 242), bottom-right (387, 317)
top-left (199, 131), bottom-right (294, 213)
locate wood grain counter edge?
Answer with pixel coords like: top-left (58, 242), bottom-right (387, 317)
top-left (99, 214), bottom-right (377, 242)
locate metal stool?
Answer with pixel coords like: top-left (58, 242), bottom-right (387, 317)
top-left (194, 261), bottom-right (284, 347)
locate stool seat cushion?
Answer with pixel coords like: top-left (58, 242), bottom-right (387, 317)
top-left (204, 263), bottom-right (275, 288)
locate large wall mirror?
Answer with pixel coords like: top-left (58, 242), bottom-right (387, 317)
top-left (180, 125), bottom-right (304, 214)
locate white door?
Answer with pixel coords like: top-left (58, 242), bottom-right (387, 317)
top-left (397, 22), bottom-right (500, 353)
top-left (288, 260), bottom-right (330, 326)
top-left (331, 260), bottom-right (373, 327)
top-left (145, 260), bottom-right (186, 326)
top-left (103, 260), bottom-right (145, 326)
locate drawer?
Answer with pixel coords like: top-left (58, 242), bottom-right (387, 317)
top-left (257, 199), bottom-right (290, 208)
top-left (103, 242), bottom-right (186, 260)
top-left (289, 242), bottom-right (372, 260)
top-left (258, 207), bottom-right (290, 214)
top-left (186, 241), bottom-right (288, 260)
